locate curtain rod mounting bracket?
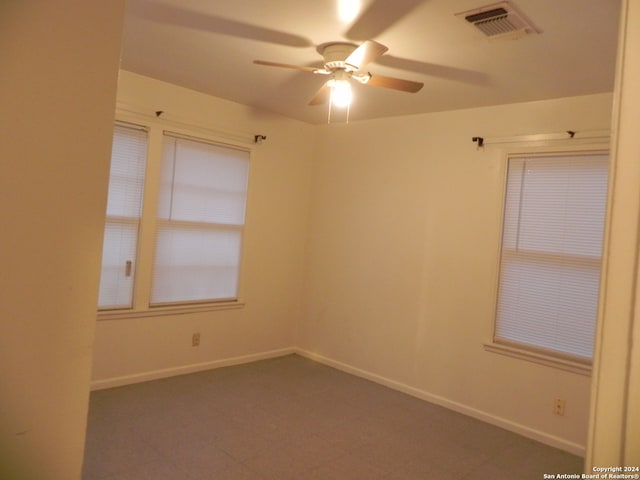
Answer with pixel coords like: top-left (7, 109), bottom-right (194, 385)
top-left (472, 136), bottom-right (484, 147)
top-left (254, 135), bottom-right (267, 144)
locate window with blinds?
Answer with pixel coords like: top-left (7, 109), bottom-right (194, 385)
top-left (150, 134), bottom-right (250, 305)
top-left (494, 152), bottom-right (608, 362)
top-left (97, 124), bottom-right (148, 309)
top-left (97, 121), bottom-right (251, 314)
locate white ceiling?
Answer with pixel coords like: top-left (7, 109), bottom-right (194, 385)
top-left (121, 0), bottom-right (621, 125)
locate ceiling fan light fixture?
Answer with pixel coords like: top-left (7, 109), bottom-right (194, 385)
top-left (328, 77), bottom-right (352, 108)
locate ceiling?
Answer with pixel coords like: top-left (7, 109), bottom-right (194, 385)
top-left (121, 0), bottom-right (621, 125)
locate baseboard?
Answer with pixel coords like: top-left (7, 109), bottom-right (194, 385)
top-left (90, 347), bottom-right (297, 391)
top-left (295, 348), bottom-right (586, 457)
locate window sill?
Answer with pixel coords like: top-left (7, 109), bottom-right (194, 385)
top-left (483, 342), bottom-right (592, 376)
top-left (97, 300), bottom-right (245, 321)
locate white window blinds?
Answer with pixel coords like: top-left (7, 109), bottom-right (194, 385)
top-left (150, 134), bottom-right (250, 305)
top-left (495, 153), bottom-right (608, 361)
top-left (97, 124), bottom-right (148, 309)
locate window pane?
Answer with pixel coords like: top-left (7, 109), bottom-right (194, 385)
top-left (496, 253), bottom-right (600, 358)
top-left (152, 133), bottom-right (250, 305)
top-left (514, 156), bottom-right (608, 257)
top-left (106, 126), bottom-right (147, 218)
top-left (495, 153), bottom-right (608, 361)
top-left (98, 221), bottom-right (139, 309)
top-left (151, 225), bottom-right (242, 304)
top-left (158, 136), bottom-right (249, 224)
top-left (98, 124), bottom-right (147, 309)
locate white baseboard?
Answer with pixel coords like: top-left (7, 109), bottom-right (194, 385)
top-left (90, 347), bottom-right (297, 391)
top-left (295, 348), bottom-right (586, 457)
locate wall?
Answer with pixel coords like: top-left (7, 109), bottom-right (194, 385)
top-left (90, 71), bottom-right (315, 386)
top-left (587, 0), bottom-right (640, 466)
top-left (0, 2), bottom-right (125, 479)
top-left (299, 93), bottom-right (614, 454)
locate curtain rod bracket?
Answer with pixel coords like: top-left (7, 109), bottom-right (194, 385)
top-left (567, 130), bottom-right (576, 138)
top-left (472, 136), bottom-right (484, 147)
top-left (254, 134), bottom-right (267, 144)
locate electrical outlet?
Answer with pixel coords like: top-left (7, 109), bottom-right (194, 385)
top-left (192, 332), bottom-right (200, 347)
top-left (553, 397), bottom-right (566, 416)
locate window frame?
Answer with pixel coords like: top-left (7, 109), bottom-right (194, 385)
top-left (97, 110), bottom-right (253, 320)
top-left (484, 144), bottom-right (610, 376)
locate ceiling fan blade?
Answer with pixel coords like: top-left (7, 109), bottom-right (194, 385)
top-left (308, 83), bottom-right (331, 106)
top-left (345, 40), bottom-right (388, 70)
top-left (365, 74), bottom-right (424, 93)
top-left (253, 60), bottom-right (320, 73)
top-left (345, 0), bottom-right (426, 41)
top-left (376, 55), bottom-right (491, 86)
top-left (128, 1), bottom-right (313, 48)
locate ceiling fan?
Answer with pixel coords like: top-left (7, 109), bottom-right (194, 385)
top-left (253, 40), bottom-right (424, 108)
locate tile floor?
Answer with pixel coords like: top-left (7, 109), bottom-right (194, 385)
top-left (83, 354), bottom-right (583, 480)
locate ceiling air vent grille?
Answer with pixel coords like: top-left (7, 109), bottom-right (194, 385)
top-left (457, 2), bottom-right (538, 40)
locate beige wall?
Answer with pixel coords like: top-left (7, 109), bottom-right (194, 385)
top-left (0, 2), bottom-right (125, 479)
top-left (299, 93), bottom-right (614, 454)
top-left (587, 0), bottom-right (640, 466)
top-left (90, 71), bottom-right (315, 386)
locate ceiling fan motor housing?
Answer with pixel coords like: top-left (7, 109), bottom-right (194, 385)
top-left (321, 43), bottom-right (359, 71)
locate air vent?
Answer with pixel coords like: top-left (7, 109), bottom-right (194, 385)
top-left (456, 2), bottom-right (538, 40)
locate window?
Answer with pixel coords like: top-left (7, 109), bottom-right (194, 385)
top-left (97, 122), bottom-right (250, 313)
top-left (151, 134), bottom-right (249, 305)
top-left (97, 124), bottom-right (147, 309)
top-left (493, 152), bottom-right (608, 365)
